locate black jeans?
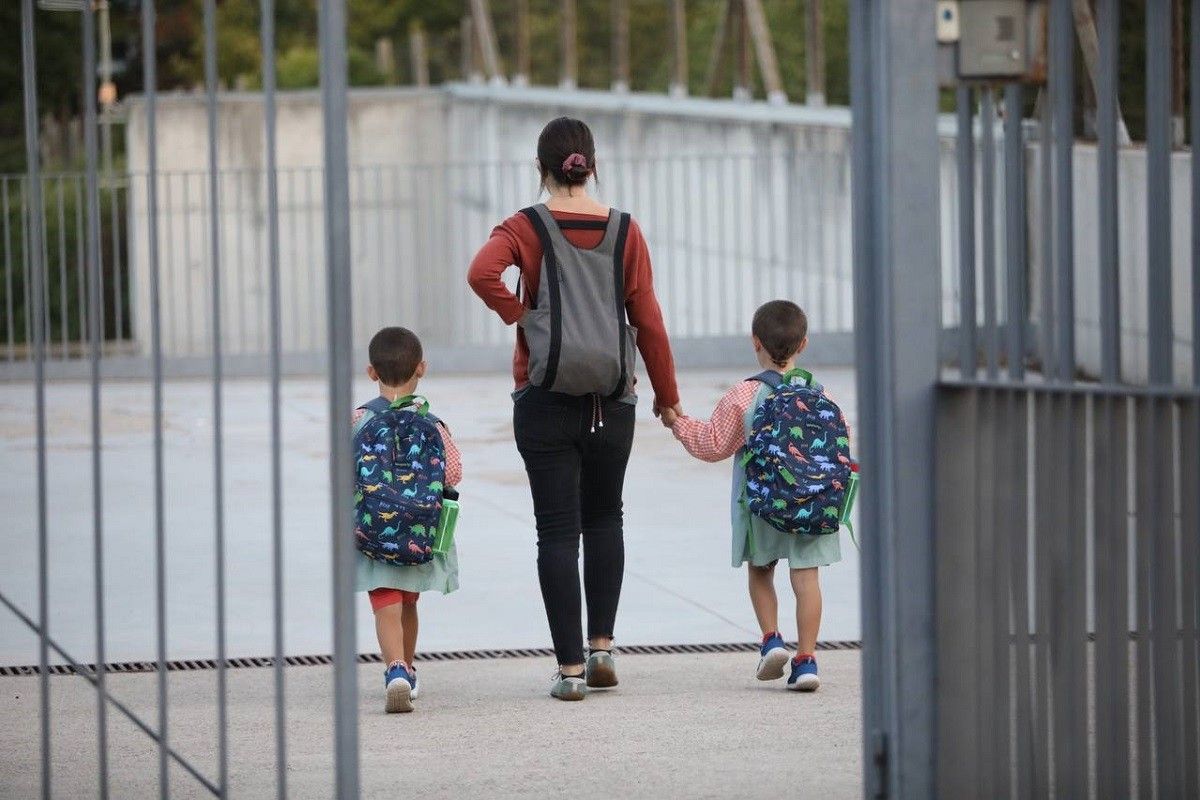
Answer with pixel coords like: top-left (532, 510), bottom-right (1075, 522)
top-left (513, 386), bottom-right (636, 666)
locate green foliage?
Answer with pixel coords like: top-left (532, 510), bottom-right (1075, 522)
top-left (276, 46), bottom-right (319, 90)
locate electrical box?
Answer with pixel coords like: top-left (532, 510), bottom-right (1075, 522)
top-left (937, 0), bottom-right (1047, 86)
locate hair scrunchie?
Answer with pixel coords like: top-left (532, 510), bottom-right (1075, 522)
top-left (561, 153), bottom-right (590, 174)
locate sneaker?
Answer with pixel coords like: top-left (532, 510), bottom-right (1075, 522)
top-left (409, 666), bottom-right (420, 701)
top-left (787, 655), bottom-right (820, 692)
top-left (585, 649), bottom-right (618, 689)
top-left (756, 632), bottom-right (793, 681)
top-left (384, 662), bottom-right (414, 713)
top-left (550, 670), bottom-right (587, 701)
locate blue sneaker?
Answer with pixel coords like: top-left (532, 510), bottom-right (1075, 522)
top-left (787, 655), bottom-right (820, 692)
top-left (384, 661), bottom-right (414, 713)
top-left (756, 632), bottom-right (792, 681)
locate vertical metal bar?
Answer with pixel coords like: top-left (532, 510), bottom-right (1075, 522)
top-left (113, 183), bottom-right (124, 340)
top-left (1193, 0), bottom-right (1199, 389)
top-left (1152, 396), bottom-right (1182, 794)
top-left (1057, 394), bottom-right (1088, 795)
top-left (1147, 0), bottom-right (1174, 387)
top-left (974, 389), bottom-right (998, 786)
top-left (1050, 0), bottom-right (1075, 380)
top-left (260, 1), bottom-right (287, 795)
top-left (140, 2), bottom-right (170, 795)
top-left (1094, 395), bottom-right (1130, 800)
top-left (1096, 0), bottom-right (1121, 384)
top-left (1038, 100), bottom-right (1054, 379)
top-left (1008, 389), bottom-right (1034, 799)
top-left (201, 2), bottom-right (229, 794)
top-left (21, 179), bottom-right (31, 350)
top-left (1032, 393), bottom-right (1053, 797)
top-left (1135, 398), bottom-right (1154, 799)
top-left (20, 1), bottom-right (51, 796)
top-left (182, 174), bottom-right (193, 352)
top-left (980, 89), bottom-right (998, 379)
top-left (849, 2), bottom-right (939, 796)
top-left (989, 388), bottom-right (1011, 796)
top-left (56, 176), bottom-right (68, 355)
top-left (81, 3), bottom-right (108, 795)
top-left (74, 178), bottom-right (85, 347)
top-left (957, 86), bottom-right (977, 377)
top-left (3, 179), bottom-right (14, 360)
top-left (1180, 398), bottom-right (1200, 799)
top-left (1003, 85), bottom-right (1027, 380)
top-left (318, 2), bottom-right (359, 796)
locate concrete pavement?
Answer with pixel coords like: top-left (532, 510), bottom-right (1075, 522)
top-left (0, 649), bottom-right (864, 799)
top-left (0, 368), bottom-right (860, 666)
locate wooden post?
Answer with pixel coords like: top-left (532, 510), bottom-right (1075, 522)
top-left (612, 0), bottom-right (630, 93)
top-left (560, 0), bottom-right (578, 89)
top-left (461, 15), bottom-right (482, 83)
top-left (470, 0), bottom-right (506, 85)
top-left (805, 0), bottom-right (826, 106)
top-left (743, 0), bottom-right (786, 103)
top-left (1072, 0), bottom-right (1131, 144)
top-left (515, 0), bottom-right (531, 86)
top-left (704, 1), bottom-right (733, 97)
top-left (409, 23), bottom-right (429, 87)
top-left (669, 0), bottom-right (688, 97)
top-left (733, 0), bottom-right (751, 101)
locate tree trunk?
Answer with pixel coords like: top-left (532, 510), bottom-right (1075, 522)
top-left (669, 0), bottom-right (688, 97)
top-left (704, 1), bottom-right (733, 97)
top-left (743, 0), bottom-right (786, 104)
top-left (560, 0), bottom-right (578, 90)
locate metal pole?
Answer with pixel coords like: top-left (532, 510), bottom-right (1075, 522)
top-left (1050, 0), bottom-right (1075, 381)
top-left (981, 88), bottom-right (998, 379)
top-left (514, 0), bottom-right (530, 87)
top-left (1003, 85), bottom-right (1027, 380)
top-left (1096, 0), bottom-right (1120, 384)
top-left (850, 1), bottom-right (940, 796)
top-left (1193, 0), bottom-right (1199, 388)
top-left (20, 1), bottom-right (51, 797)
top-left (260, 1), bottom-right (287, 795)
top-left (805, 0), bottom-right (826, 106)
top-left (201, 1), bottom-right (229, 795)
top-left (1147, 1), bottom-right (1174, 386)
top-left (81, 2), bottom-right (108, 796)
top-left (956, 86), bottom-right (977, 377)
top-left (318, 1), bottom-right (359, 796)
top-left (140, 1), bottom-right (170, 795)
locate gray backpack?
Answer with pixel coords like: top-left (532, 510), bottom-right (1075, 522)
top-left (519, 204), bottom-right (638, 398)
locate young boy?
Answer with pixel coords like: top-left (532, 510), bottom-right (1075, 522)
top-left (353, 327), bottom-right (462, 712)
top-left (663, 300), bottom-right (842, 691)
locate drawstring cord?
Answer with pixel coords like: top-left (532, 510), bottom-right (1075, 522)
top-left (590, 394), bottom-right (605, 434)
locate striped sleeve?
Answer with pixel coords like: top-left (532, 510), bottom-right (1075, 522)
top-left (437, 422), bottom-right (463, 486)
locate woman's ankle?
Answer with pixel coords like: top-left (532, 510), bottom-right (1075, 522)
top-left (559, 664), bottom-right (585, 677)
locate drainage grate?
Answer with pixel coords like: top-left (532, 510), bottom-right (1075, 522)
top-left (0, 639), bottom-right (863, 677)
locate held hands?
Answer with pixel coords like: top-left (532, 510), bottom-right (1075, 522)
top-left (654, 403), bottom-right (684, 428)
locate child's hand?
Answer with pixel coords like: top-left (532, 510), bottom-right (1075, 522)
top-left (659, 405), bottom-right (681, 428)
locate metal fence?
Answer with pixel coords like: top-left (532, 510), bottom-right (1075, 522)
top-left (931, 2), bottom-right (1200, 799)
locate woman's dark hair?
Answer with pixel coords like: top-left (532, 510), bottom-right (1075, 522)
top-left (537, 116), bottom-right (597, 189)
top-left (752, 300), bottom-right (808, 368)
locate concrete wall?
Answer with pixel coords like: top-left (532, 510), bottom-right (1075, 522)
top-left (123, 84), bottom-right (1194, 381)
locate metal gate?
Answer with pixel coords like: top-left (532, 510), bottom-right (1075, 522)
top-left (925, 2), bottom-right (1199, 798)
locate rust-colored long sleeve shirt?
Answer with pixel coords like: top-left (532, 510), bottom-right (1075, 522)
top-left (467, 209), bottom-right (680, 409)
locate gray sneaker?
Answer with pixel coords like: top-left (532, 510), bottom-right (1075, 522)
top-left (550, 671), bottom-right (587, 701)
top-left (585, 649), bottom-right (618, 689)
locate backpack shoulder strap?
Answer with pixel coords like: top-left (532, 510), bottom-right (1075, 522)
top-left (748, 370), bottom-right (784, 389)
top-left (353, 396), bottom-right (392, 437)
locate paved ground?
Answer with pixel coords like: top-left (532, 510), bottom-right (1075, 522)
top-left (0, 368), bottom-right (860, 666)
top-left (0, 650), bottom-right (864, 799)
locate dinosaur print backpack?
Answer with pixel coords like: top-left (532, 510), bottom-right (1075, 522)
top-left (741, 368), bottom-right (852, 536)
top-left (352, 395), bottom-right (447, 565)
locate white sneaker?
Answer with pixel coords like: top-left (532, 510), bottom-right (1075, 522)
top-left (756, 634), bottom-right (793, 681)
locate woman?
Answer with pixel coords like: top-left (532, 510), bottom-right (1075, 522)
top-left (468, 117), bottom-right (682, 700)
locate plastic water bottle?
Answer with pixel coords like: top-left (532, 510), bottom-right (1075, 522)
top-left (433, 486), bottom-right (460, 556)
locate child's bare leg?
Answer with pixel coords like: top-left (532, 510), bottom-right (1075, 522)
top-left (401, 603), bottom-right (419, 665)
top-left (374, 603), bottom-right (406, 665)
top-left (747, 563), bottom-right (780, 635)
top-left (790, 567), bottom-right (822, 654)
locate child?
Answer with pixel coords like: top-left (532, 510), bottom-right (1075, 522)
top-left (663, 300), bottom-right (843, 691)
top-left (353, 327), bottom-right (462, 713)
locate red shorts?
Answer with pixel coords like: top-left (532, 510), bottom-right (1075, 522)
top-left (368, 588), bottom-right (419, 611)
